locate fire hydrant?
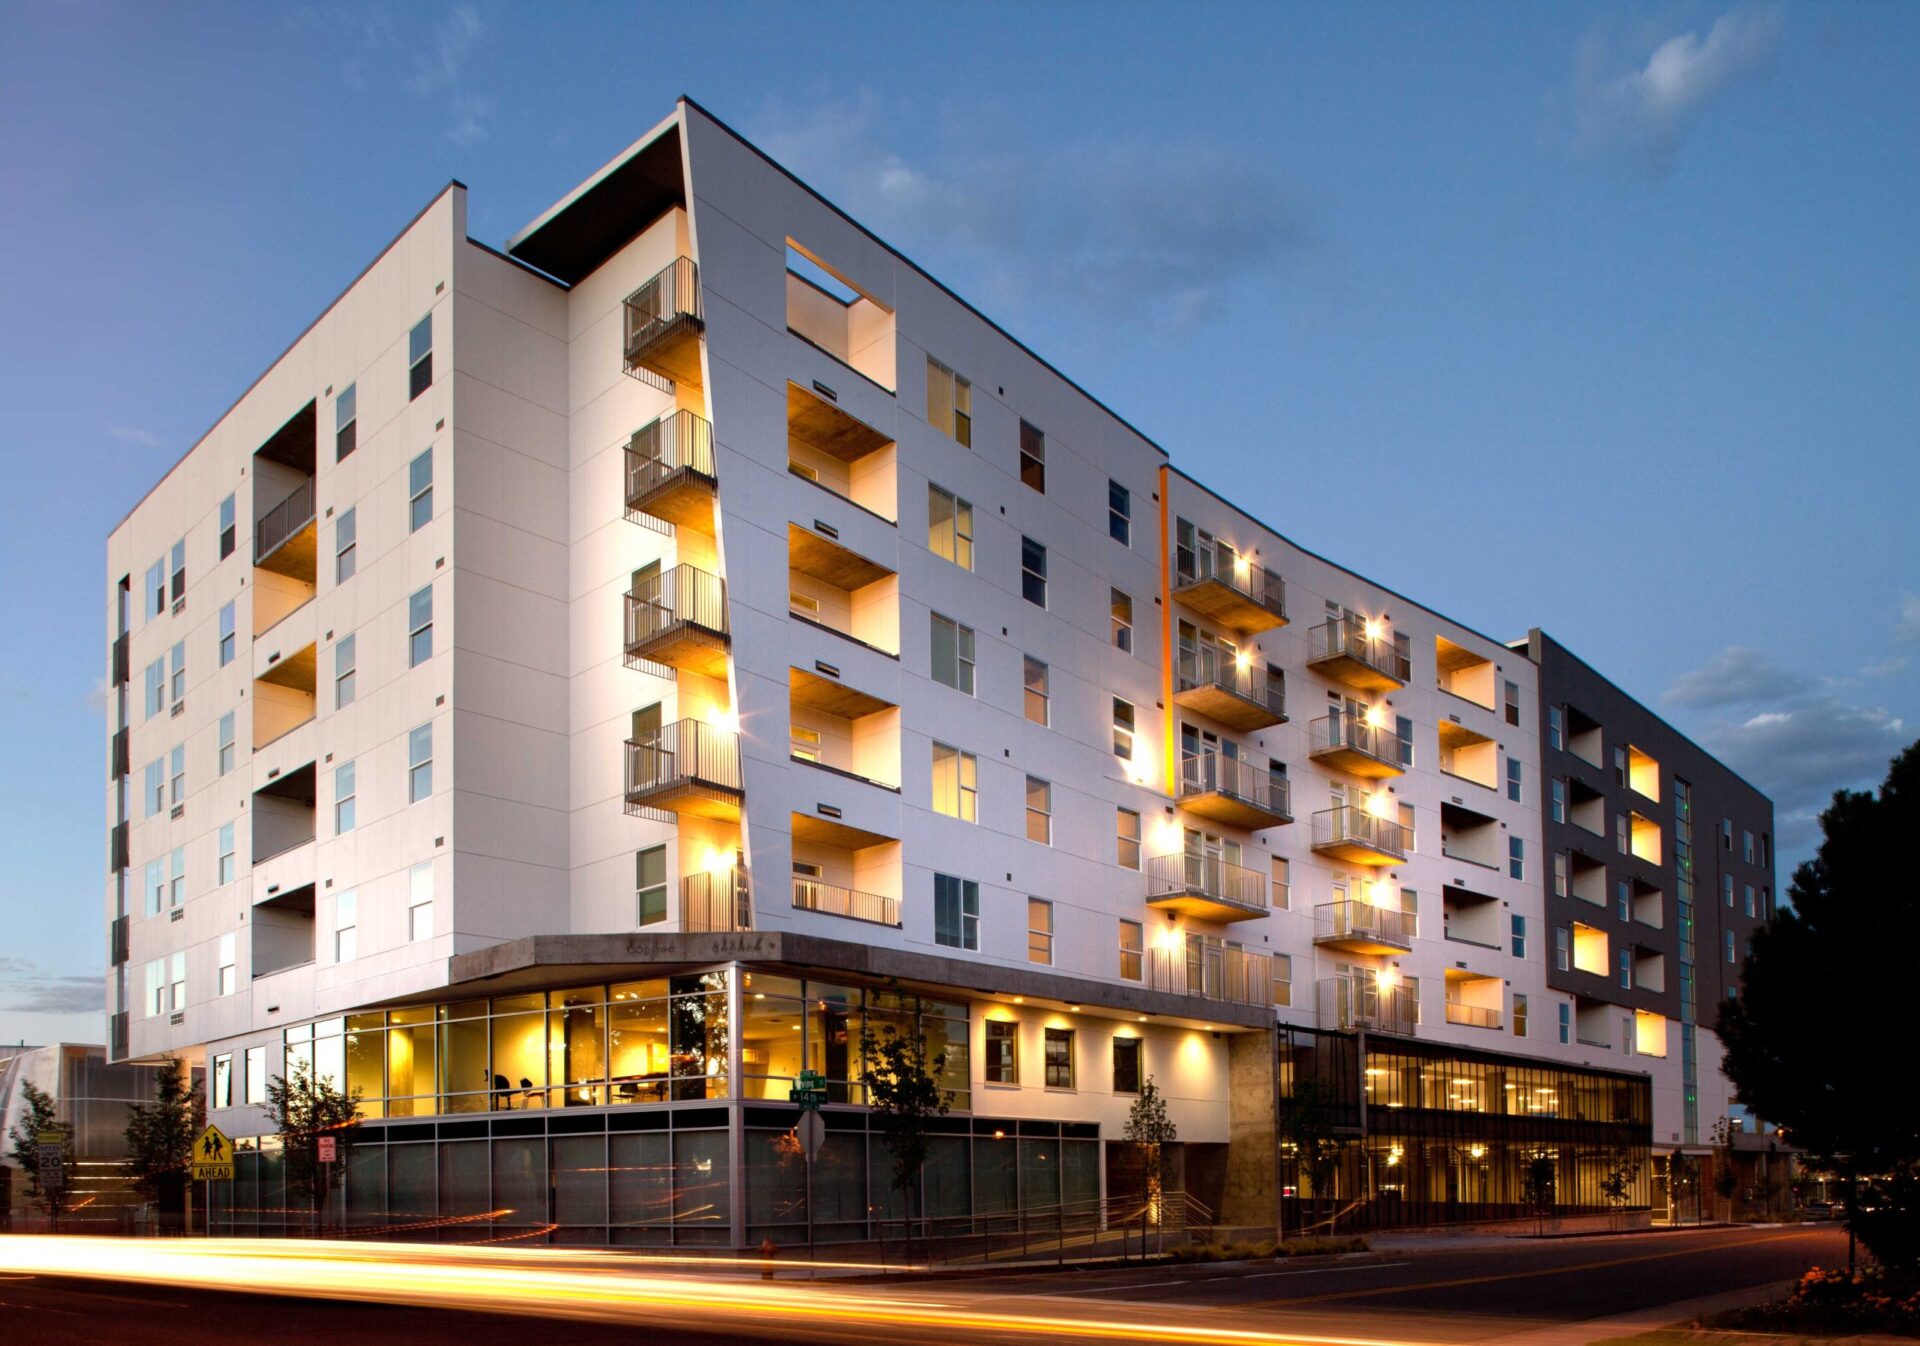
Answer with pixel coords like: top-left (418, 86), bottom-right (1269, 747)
top-left (759, 1237), bottom-right (778, 1280)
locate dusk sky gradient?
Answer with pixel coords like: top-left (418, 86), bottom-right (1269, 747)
top-left (2, 2), bottom-right (1915, 1046)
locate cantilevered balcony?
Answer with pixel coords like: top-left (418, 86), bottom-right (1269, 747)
top-left (1172, 552), bottom-right (1287, 634)
top-left (624, 565), bottom-right (729, 677)
top-left (1314, 899), bottom-right (1416, 955)
top-left (1178, 753), bottom-right (1292, 830)
top-left (1306, 616), bottom-right (1409, 692)
top-left (624, 719), bottom-right (743, 821)
top-left (254, 478), bottom-right (317, 580)
top-left (625, 410), bottom-right (717, 530)
top-left (1308, 712), bottom-right (1407, 779)
top-left (681, 868), bottom-right (751, 932)
top-left (1311, 804), bottom-right (1409, 865)
top-left (1318, 975), bottom-right (1417, 1035)
top-left (1144, 851), bottom-right (1269, 923)
top-left (623, 257), bottom-right (704, 389)
top-left (792, 875), bottom-right (900, 928)
top-left (1174, 649), bottom-right (1286, 731)
top-left (1144, 944), bottom-right (1273, 1007)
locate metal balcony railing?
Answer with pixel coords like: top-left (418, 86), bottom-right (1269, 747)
top-left (1145, 851), bottom-right (1269, 914)
top-left (623, 257), bottom-right (703, 387)
top-left (1445, 1002), bottom-right (1503, 1030)
top-left (1308, 712), bottom-right (1408, 770)
top-left (254, 479), bottom-right (316, 563)
top-left (682, 868), bottom-right (752, 933)
top-left (1307, 616), bottom-right (1411, 685)
top-left (1178, 752), bottom-right (1291, 820)
top-left (1173, 546), bottom-right (1286, 624)
top-left (792, 877), bottom-right (900, 927)
top-left (1315, 899), bottom-right (1416, 947)
top-left (1175, 649), bottom-right (1286, 719)
top-left (110, 726), bottom-right (129, 780)
top-left (624, 564), bottom-right (727, 650)
top-left (109, 914), bottom-right (129, 966)
top-left (111, 631), bottom-right (129, 687)
top-left (1311, 804), bottom-right (1410, 860)
top-left (625, 719), bottom-right (743, 807)
top-left (624, 410), bottom-right (716, 513)
top-left (1144, 945), bottom-right (1273, 1007)
top-left (1317, 976), bottom-right (1418, 1035)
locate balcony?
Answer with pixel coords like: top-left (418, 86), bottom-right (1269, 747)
top-left (1314, 899), bottom-right (1415, 955)
top-left (623, 256), bottom-right (704, 389)
top-left (1144, 851), bottom-right (1269, 923)
top-left (624, 565), bottom-right (729, 677)
top-left (787, 381), bottom-right (897, 522)
top-left (1306, 616), bottom-right (1409, 692)
top-left (110, 821), bottom-right (128, 872)
top-left (1144, 944), bottom-right (1273, 1007)
top-left (625, 719), bottom-right (744, 821)
top-left (111, 726), bottom-right (129, 779)
top-left (1308, 713), bottom-right (1407, 779)
top-left (792, 876), bottom-right (900, 928)
top-left (1311, 805), bottom-right (1409, 865)
top-left (110, 914), bottom-right (129, 967)
top-left (112, 631), bottom-right (129, 687)
top-left (253, 641), bottom-right (316, 749)
top-left (681, 868), bottom-right (751, 932)
top-left (254, 477), bottom-right (317, 580)
top-left (1444, 1001), bottom-right (1503, 1030)
top-left (1172, 554), bottom-right (1287, 634)
top-left (1173, 650), bottom-right (1286, 731)
top-left (788, 523), bottom-right (899, 655)
top-left (625, 410), bottom-right (717, 530)
top-left (1177, 753), bottom-right (1292, 830)
top-left (1318, 976), bottom-right (1417, 1036)
top-left (789, 666), bottom-right (900, 790)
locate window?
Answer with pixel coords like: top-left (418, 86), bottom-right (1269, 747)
top-left (931, 743), bottom-right (978, 821)
top-left (1508, 835), bottom-right (1525, 880)
top-left (1510, 914), bottom-right (1527, 959)
top-left (408, 723), bottom-right (432, 803)
top-left (1044, 1028), bottom-right (1074, 1089)
top-left (1614, 812), bottom-right (1629, 854)
top-left (408, 449), bottom-right (433, 531)
top-left (1020, 536), bottom-right (1047, 607)
top-left (1723, 874), bottom-right (1735, 908)
top-left (219, 494), bottom-right (236, 560)
top-left (933, 873), bottom-right (979, 950)
top-left (146, 559), bottom-right (165, 621)
top-left (408, 584), bottom-right (433, 666)
top-left (790, 724), bottom-right (822, 762)
top-left (335, 507), bottom-right (357, 584)
top-left (927, 484), bottom-right (974, 570)
top-left (1023, 656), bottom-right (1049, 725)
top-left (1552, 851), bottom-right (1568, 897)
top-left (1272, 856), bottom-right (1292, 910)
top-left (1116, 808), bottom-right (1141, 870)
top-left (409, 862), bottom-right (435, 941)
top-left (929, 613), bottom-right (975, 693)
top-left (169, 538), bottom-right (186, 604)
top-left (1396, 715), bottom-right (1415, 769)
top-left (926, 357), bottom-right (971, 446)
top-left (1725, 930), bottom-right (1737, 963)
top-left (1742, 830), bottom-right (1755, 863)
top-left (1548, 705), bottom-right (1564, 750)
top-left (1110, 589), bottom-right (1133, 653)
top-left (168, 641), bottom-right (185, 708)
top-left (1721, 818), bottom-right (1733, 851)
top-left (984, 1020), bottom-right (1017, 1084)
top-left (244, 1047), bottom-right (266, 1105)
top-left (217, 822), bottom-right (235, 885)
top-left (1504, 680), bottom-right (1520, 727)
top-left (1273, 952), bottom-right (1293, 1008)
top-left (335, 383), bottom-right (357, 460)
top-left (637, 845), bottom-right (667, 926)
top-left (1027, 897), bottom-right (1053, 964)
top-left (218, 601), bottom-right (236, 666)
top-left (1025, 777), bottom-right (1052, 844)
top-left (145, 658), bottom-right (164, 719)
top-left (334, 635), bottom-right (356, 709)
top-left (1118, 919), bottom-right (1143, 981)
top-left (213, 1053), bottom-right (232, 1107)
top-left (408, 315), bottom-right (432, 400)
top-left (1112, 1036), bottom-right (1141, 1094)
top-left (217, 933), bottom-right (235, 997)
top-left (1616, 880), bottom-right (1631, 922)
top-left (169, 952), bottom-right (186, 1012)
top-left (1557, 1002), bottom-right (1571, 1045)
top-left (1614, 746), bottom-right (1628, 787)
top-left (1108, 479), bottom-right (1131, 546)
top-left (1513, 994), bottom-right (1529, 1037)
top-left (1619, 947), bottom-right (1632, 988)
top-left (1550, 778), bottom-right (1566, 823)
top-left (1019, 420), bottom-right (1045, 492)
top-left (1507, 756), bottom-right (1523, 803)
top-left (144, 860), bottom-right (163, 917)
top-left (334, 890), bottom-right (357, 962)
top-left (335, 760), bottom-right (356, 834)
top-left (1555, 926), bottom-right (1570, 972)
top-left (1112, 698), bottom-right (1136, 759)
top-left (169, 847), bottom-right (185, 908)
top-left (143, 960), bottom-right (163, 1017)
top-left (218, 712), bottom-right (236, 775)
top-left (144, 758), bottom-right (164, 817)
top-left (169, 744), bottom-right (185, 807)
top-left (1760, 834), bottom-right (1770, 868)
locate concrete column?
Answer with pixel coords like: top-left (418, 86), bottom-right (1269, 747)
top-left (1220, 1027), bottom-right (1279, 1235)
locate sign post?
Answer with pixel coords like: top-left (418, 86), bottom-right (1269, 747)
top-left (789, 1070), bottom-right (827, 1266)
top-left (192, 1123), bottom-right (233, 1240)
top-left (36, 1128), bottom-right (68, 1231)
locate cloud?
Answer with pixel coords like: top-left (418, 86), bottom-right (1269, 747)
top-left (408, 2), bottom-right (484, 95)
top-left (1661, 645), bottom-right (1812, 709)
top-left (107, 426), bottom-right (164, 449)
top-left (751, 93), bottom-right (1315, 337)
top-left (0, 960), bottom-right (100, 1016)
top-left (1899, 594), bottom-right (1920, 642)
top-left (447, 93), bottom-right (488, 148)
top-left (1864, 656), bottom-right (1911, 679)
top-left (1575, 7), bottom-right (1782, 174)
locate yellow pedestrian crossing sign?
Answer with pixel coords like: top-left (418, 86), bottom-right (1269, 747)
top-left (191, 1124), bottom-right (234, 1181)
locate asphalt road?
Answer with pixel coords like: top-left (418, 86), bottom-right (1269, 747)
top-left (0, 1223), bottom-right (1849, 1346)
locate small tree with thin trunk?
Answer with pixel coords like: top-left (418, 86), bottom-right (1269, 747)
top-left (265, 1060), bottom-right (361, 1234)
top-left (859, 1002), bottom-right (951, 1248)
top-left (1277, 1075), bottom-right (1340, 1233)
top-left (1667, 1151), bottom-right (1700, 1226)
top-left (1523, 1154), bottom-right (1556, 1236)
top-left (5, 1081), bottom-right (72, 1221)
top-left (1598, 1147), bottom-right (1642, 1230)
top-left (1123, 1076), bottom-right (1179, 1236)
top-left (1710, 1117), bottom-right (1740, 1221)
top-left (124, 1055), bottom-right (203, 1229)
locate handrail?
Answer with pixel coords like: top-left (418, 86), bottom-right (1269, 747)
top-left (624, 256), bottom-right (702, 355)
top-left (625, 410), bottom-right (716, 504)
top-left (1445, 1002), bottom-right (1503, 1029)
top-left (1309, 712), bottom-right (1407, 766)
top-left (792, 877), bottom-right (900, 927)
top-left (625, 564), bottom-right (728, 649)
top-left (1145, 850), bottom-right (1269, 912)
top-left (1144, 944), bottom-right (1272, 1006)
top-left (1312, 804), bottom-right (1410, 858)
top-left (1307, 616), bottom-right (1411, 683)
top-left (1177, 751), bottom-right (1290, 817)
top-left (254, 479), bottom-right (316, 562)
top-left (1317, 976), bottom-right (1418, 1033)
top-left (682, 868), bottom-right (751, 932)
top-left (1174, 545), bottom-right (1286, 620)
top-left (1175, 649), bottom-right (1285, 717)
top-left (626, 719), bottom-right (742, 797)
top-left (1316, 898), bottom-right (1415, 945)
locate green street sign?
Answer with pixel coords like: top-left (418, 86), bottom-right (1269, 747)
top-left (789, 1071), bottom-right (827, 1111)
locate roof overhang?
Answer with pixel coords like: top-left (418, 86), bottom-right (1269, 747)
top-left (507, 109), bottom-right (686, 285)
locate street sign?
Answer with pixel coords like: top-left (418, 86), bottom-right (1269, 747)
top-left (795, 1111), bottom-right (825, 1162)
top-left (191, 1124), bottom-right (234, 1182)
top-left (36, 1133), bottom-right (67, 1192)
top-left (316, 1135), bottom-right (337, 1164)
top-left (788, 1068), bottom-right (827, 1111)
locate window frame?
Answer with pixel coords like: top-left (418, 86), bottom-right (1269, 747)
top-left (335, 507), bottom-right (357, 584)
top-left (1108, 479), bottom-right (1131, 546)
top-left (984, 1019), bottom-right (1017, 1084)
top-left (1112, 1036), bottom-right (1142, 1094)
top-left (1112, 697), bottom-right (1136, 759)
top-left (931, 742), bottom-right (978, 822)
top-left (1116, 807), bottom-right (1142, 870)
top-left (927, 483), bottom-right (975, 570)
top-left (219, 494), bottom-right (236, 560)
top-left (335, 760), bottom-right (357, 834)
top-left (408, 315), bottom-right (432, 400)
top-left (1110, 588), bottom-right (1133, 653)
top-left (408, 723), bottom-right (433, 803)
top-left (1043, 1027), bottom-right (1075, 1090)
top-left (1118, 919), bottom-right (1143, 981)
top-left (1025, 776), bottom-right (1052, 845)
top-left (408, 584), bottom-right (434, 667)
top-left (335, 634), bottom-right (356, 709)
top-left (409, 861), bottom-right (435, 941)
top-left (1018, 420), bottom-right (1045, 493)
top-left (929, 612), bottom-right (976, 694)
top-left (933, 872), bottom-right (980, 950)
top-left (408, 449), bottom-right (433, 532)
top-left (1020, 536), bottom-right (1047, 607)
top-left (1027, 896), bottom-right (1053, 964)
top-left (335, 382), bottom-right (358, 460)
top-left (1023, 655), bottom-right (1050, 725)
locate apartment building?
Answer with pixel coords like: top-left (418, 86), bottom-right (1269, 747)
top-left (102, 98), bottom-right (1768, 1244)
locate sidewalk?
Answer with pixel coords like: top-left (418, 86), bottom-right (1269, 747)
top-left (1477, 1278), bottom-right (1798, 1346)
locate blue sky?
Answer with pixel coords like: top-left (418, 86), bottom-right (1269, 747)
top-left (2, 2), bottom-right (1914, 1046)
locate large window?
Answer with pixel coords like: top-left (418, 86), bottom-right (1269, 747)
top-left (335, 761), bottom-right (356, 834)
top-left (1020, 536), bottom-right (1047, 607)
top-left (1025, 777), bottom-right (1052, 845)
top-left (930, 612), bottom-right (975, 693)
top-left (933, 873), bottom-right (979, 950)
top-left (409, 450), bottom-right (433, 532)
top-left (926, 357), bottom-right (971, 446)
top-left (408, 584), bottom-right (433, 666)
top-left (1023, 655), bottom-right (1049, 725)
top-left (408, 723), bottom-right (433, 803)
top-left (335, 634), bottom-right (357, 709)
top-left (1108, 479), bottom-right (1131, 546)
top-left (1044, 1028), bottom-right (1074, 1089)
top-left (335, 383), bottom-right (357, 460)
top-left (637, 846), bottom-right (667, 927)
top-left (985, 1020), bottom-right (1017, 1083)
top-left (1027, 897), bottom-right (1053, 964)
top-left (931, 743), bottom-right (977, 821)
top-left (927, 484), bottom-right (974, 569)
top-left (1018, 420), bottom-right (1045, 493)
top-left (408, 315), bottom-right (432, 400)
top-left (335, 507), bottom-right (357, 584)
top-left (1112, 1036), bottom-right (1141, 1094)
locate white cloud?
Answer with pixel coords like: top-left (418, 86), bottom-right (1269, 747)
top-left (1864, 656), bottom-right (1910, 679)
top-left (107, 426), bottom-right (163, 449)
top-left (0, 959), bottom-right (101, 1016)
top-left (1575, 7), bottom-right (1783, 174)
top-left (1661, 645), bottom-right (1811, 709)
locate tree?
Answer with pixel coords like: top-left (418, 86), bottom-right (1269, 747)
top-left (858, 1002), bottom-right (952, 1238)
top-left (124, 1055), bottom-right (203, 1226)
top-left (1124, 1076), bottom-right (1180, 1229)
top-left (1667, 1151), bottom-right (1701, 1226)
top-left (264, 1060), bottom-right (362, 1233)
top-left (1718, 741), bottom-right (1920, 1270)
top-left (1709, 1116), bottom-right (1741, 1221)
top-left (4, 1081), bottom-right (72, 1220)
top-left (1523, 1154), bottom-right (1556, 1236)
top-left (1276, 1075), bottom-right (1340, 1232)
top-left (1598, 1147), bottom-right (1642, 1229)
